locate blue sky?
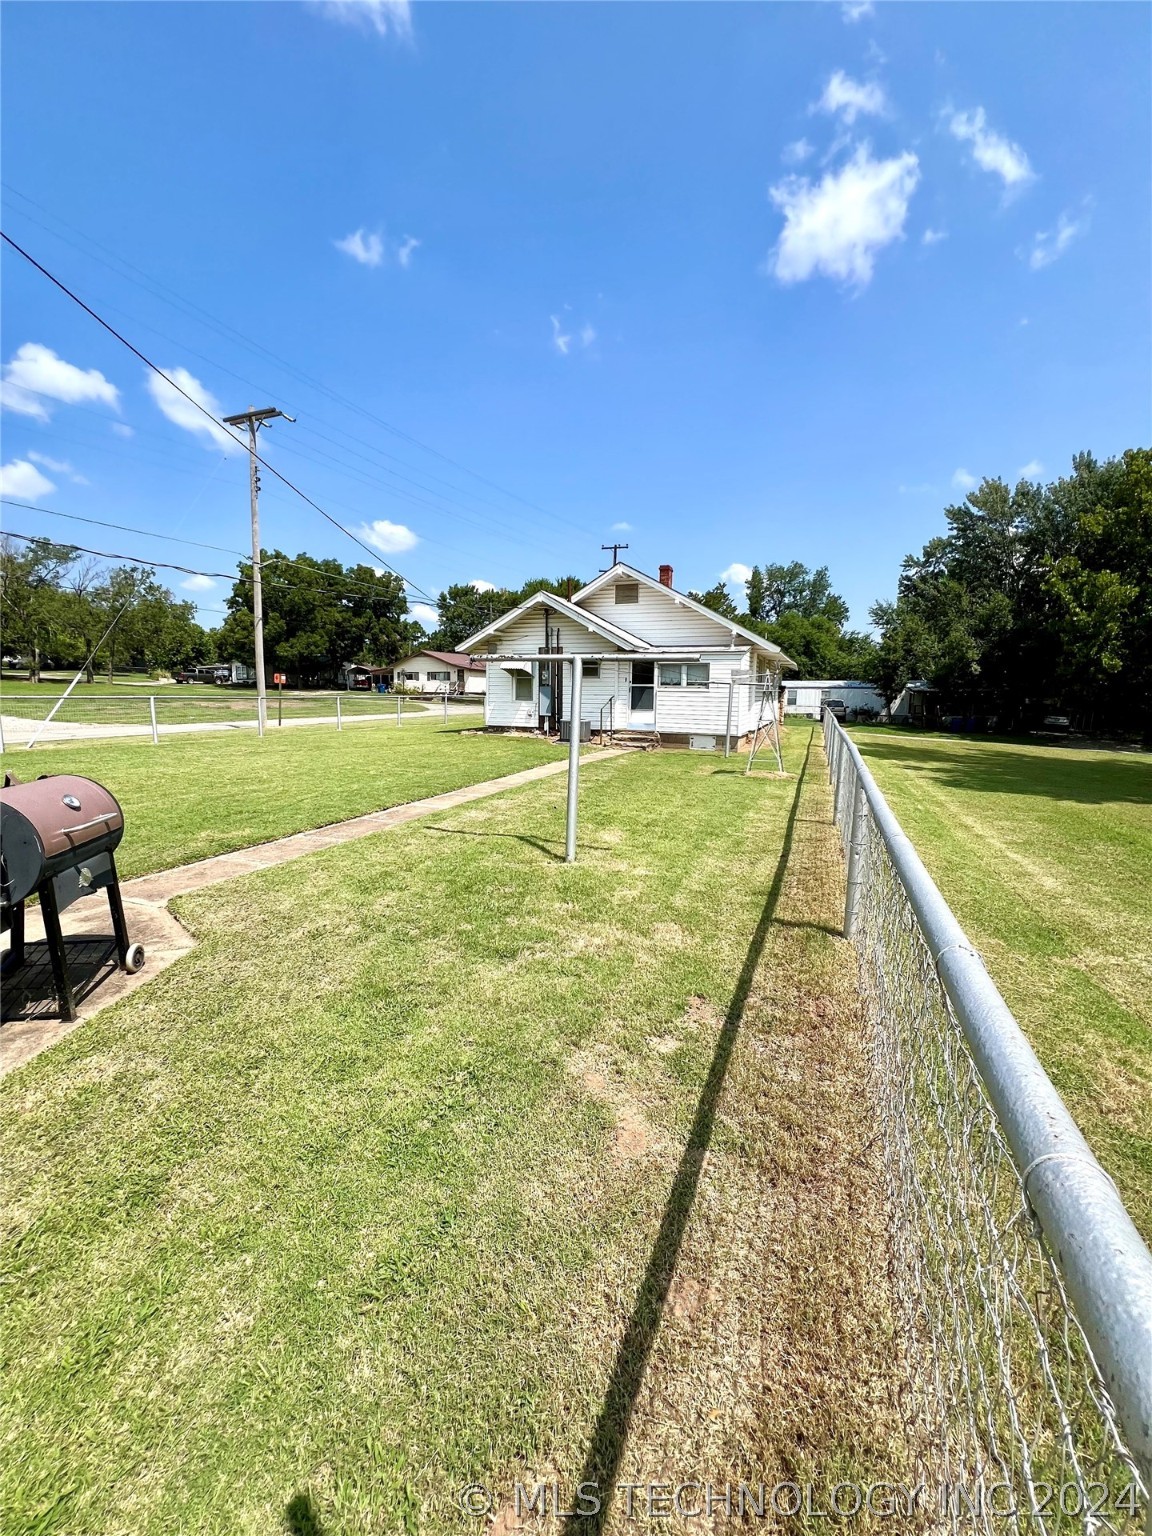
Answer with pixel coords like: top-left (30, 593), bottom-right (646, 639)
top-left (2, 0), bottom-right (1149, 633)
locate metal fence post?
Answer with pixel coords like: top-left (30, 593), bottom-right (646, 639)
top-left (149, 695), bottom-right (159, 745)
top-left (443, 691), bottom-right (448, 725)
top-left (843, 776), bottom-right (866, 937)
top-left (336, 695), bottom-right (343, 732)
top-left (396, 694), bottom-right (402, 728)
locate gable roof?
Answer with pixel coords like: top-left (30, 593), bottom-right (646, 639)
top-left (572, 563), bottom-right (796, 668)
top-left (460, 588), bottom-right (651, 654)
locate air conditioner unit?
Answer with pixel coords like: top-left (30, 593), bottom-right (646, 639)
top-left (559, 719), bottom-right (592, 743)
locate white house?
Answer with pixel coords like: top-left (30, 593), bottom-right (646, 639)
top-left (784, 680), bottom-right (886, 720)
top-left (461, 562), bottom-right (795, 748)
top-left (392, 650), bottom-right (487, 696)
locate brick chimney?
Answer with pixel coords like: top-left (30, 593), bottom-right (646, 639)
top-left (659, 563), bottom-right (674, 588)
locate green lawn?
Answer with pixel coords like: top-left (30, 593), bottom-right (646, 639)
top-left (850, 726), bottom-right (1152, 1241)
top-left (0, 733), bottom-right (913, 1534)
top-left (0, 720), bottom-right (555, 879)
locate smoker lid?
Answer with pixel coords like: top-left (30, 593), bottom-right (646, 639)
top-left (0, 775), bottom-right (124, 862)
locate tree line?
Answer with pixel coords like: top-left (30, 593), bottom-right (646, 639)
top-left (869, 448), bottom-right (1149, 734)
top-left (5, 446), bottom-right (1146, 731)
top-left (0, 539), bottom-right (214, 682)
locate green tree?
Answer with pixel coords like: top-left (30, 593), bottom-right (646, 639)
top-left (686, 581), bottom-right (739, 620)
top-left (0, 537), bottom-right (76, 681)
top-left (218, 551), bottom-right (416, 682)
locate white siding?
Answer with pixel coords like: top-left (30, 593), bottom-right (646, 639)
top-left (579, 579), bottom-right (739, 649)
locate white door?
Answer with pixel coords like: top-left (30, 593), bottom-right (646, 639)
top-left (628, 660), bottom-right (656, 729)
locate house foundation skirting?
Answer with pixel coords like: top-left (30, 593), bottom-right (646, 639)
top-left (480, 725), bottom-right (772, 752)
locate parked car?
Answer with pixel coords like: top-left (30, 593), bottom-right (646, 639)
top-left (823, 699), bottom-right (848, 721)
top-left (1042, 713), bottom-right (1071, 733)
top-left (173, 669), bottom-right (196, 684)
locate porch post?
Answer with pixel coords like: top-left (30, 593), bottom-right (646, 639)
top-left (565, 654), bottom-right (584, 864)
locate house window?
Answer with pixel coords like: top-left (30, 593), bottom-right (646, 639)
top-left (513, 672), bottom-right (534, 702)
top-left (658, 663), bottom-right (711, 688)
top-left (581, 660), bottom-right (600, 678)
top-left (426, 671), bottom-right (450, 681)
top-left (402, 671), bottom-right (420, 681)
top-left (614, 582), bottom-right (640, 604)
top-left (786, 689), bottom-right (797, 706)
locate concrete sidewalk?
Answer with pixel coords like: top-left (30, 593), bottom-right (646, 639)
top-left (0, 747), bottom-right (632, 1074)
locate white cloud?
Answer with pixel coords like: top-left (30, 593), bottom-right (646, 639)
top-left (358, 519), bottom-right (418, 554)
top-left (26, 451), bottom-right (88, 485)
top-left (335, 228), bottom-right (385, 267)
top-left (396, 235), bottom-right (420, 268)
top-left (952, 468), bottom-right (978, 491)
top-left (0, 342), bottom-right (120, 421)
top-left (781, 138), bottom-right (814, 166)
top-left (550, 316), bottom-right (572, 356)
top-left (181, 574), bottom-right (216, 592)
top-left (768, 143), bottom-right (920, 288)
top-left (551, 314), bottom-right (597, 356)
top-left (721, 562), bottom-right (753, 585)
top-left (314, 0), bottom-right (411, 39)
top-left (471, 579), bottom-right (496, 592)
top-left (812, 71), bottom-right (888, 125)
top-left (610, 521), bottom-right (632, 532)
top-left (0, 458), bottom-right (55, 500)
top-left (842, 0), bottom-right (874, 20)
top-left (948, 106), bottom-right (1034, 192)
top-left (1028, 211), bottom-right (1085, 270)
top-left (145, 367), bottom-right (242, 452)
top-left (1017, 460), bottom-right (1043, 480)
top-left (921, 227), bottom-right (947, 246)
top-left (409, 601), bottom-right (440, 628)
top-left (111, 422), bottom-right (135, 438)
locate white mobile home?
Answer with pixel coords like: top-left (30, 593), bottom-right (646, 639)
top-left (461, 562), bottom-right (795, 748)
top-left (784, 680), bottom-right (886, 720)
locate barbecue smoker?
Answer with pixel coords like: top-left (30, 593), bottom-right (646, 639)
top-left (1, 774), bottom-right (144, 1022)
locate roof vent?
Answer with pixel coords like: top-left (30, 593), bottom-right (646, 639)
top-left (659, 564), bottom-right (674, 588)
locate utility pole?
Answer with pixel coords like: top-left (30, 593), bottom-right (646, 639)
top-left (601, 541), bottom-right (629, 569)
top-left (222, 406), bottom-right (294, 736)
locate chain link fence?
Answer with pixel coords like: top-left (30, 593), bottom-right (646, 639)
top-left (823, 712), bottom-right (1152, 1534)
top-left (0, 690), bottom-right (483, 749)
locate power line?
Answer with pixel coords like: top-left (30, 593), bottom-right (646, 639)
top-left (0, 230), bottom-right (437, 601)
top-left (0, 528), bottom-right (427, 616)
top-left (0, 500), bottom-right (434, 607)
top-left (1, 184), bottom-right (595, 539)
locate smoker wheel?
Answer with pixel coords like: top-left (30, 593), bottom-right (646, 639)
top-left (124, 943), bottom-right (145, 974)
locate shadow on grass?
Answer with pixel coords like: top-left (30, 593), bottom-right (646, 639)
top-left (284, 1492), bottom-right (326, 1536)
top-left (562, 730), bottom-right (816, 1533)
top-left (854, 733), bottom-right (1151, 806)
top-left (422, 824), bottom-right (616, 862)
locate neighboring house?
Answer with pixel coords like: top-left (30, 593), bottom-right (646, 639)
top-left (460, 561), bottom-right (795, 748)
top-left (390, 650), bottom-right (487, 695)
top-left (785, 680), bottom-right (886, 720)
top-left (889, 680), bottom-right (937, 724)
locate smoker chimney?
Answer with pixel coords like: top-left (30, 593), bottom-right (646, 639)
top-left (659, 564), bottom-right (674, 588)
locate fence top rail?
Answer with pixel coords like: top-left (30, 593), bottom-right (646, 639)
top-left (822, 709), bottom-right (1152, 1486)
